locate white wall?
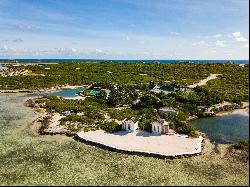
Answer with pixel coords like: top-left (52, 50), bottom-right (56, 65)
top-left (122, 121), bottom-right (138, 132)
top-left (151, 122), bottom-right (161, 133)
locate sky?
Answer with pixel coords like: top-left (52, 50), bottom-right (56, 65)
top-left (0, 0), bottom-right (249, 60)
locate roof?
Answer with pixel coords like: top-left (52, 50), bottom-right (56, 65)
top-left (148, 84), bottom-right (157, 90)
top-left (160, 85), bottom-right (175, 92)
top-left (159, 107), bottom-right (179, 113)
top-left (152, 119), bottom-right (169, 126)
top-left (124, 117), bottom-right (138, 124)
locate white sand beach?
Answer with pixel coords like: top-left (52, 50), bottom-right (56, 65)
top-left (77, 130), bottom-right (203, 157)
top-left (216, 108), bottom-right (249, 116)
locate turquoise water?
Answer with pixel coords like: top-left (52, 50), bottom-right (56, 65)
top-left (90, 89), bottom-right (100, 95)
top-left (191, 114), bottom-right (249, 144)
top-left (0, 59), bottom-right (248, 64)
top-left (46, 87), bottom-right (84, 98)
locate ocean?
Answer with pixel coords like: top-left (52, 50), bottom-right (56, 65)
top-left (0, 59), bottom-right (249, 64)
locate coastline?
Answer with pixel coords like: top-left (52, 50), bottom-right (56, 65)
top-left (0, 84), bottom-right (84, 94)
top-left (216, 108), bottom-right (249, 116)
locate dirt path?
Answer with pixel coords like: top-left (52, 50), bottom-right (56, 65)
top-left (188, 74), bottom-right (221, 88)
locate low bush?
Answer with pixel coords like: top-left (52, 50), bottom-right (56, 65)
top-left (234, 140), bottom-right (249, 152)
top-left (99, 121), bottom-right (121, 133)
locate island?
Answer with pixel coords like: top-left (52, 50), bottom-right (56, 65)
top-left (0, 61), bottom-right (248, 158)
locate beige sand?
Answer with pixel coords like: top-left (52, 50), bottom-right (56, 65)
top-left (77, 130), bottom-right (203, 157)
top-left (216, 108), bottom-right (249, 116)
top-left (188, 74), bottom-right (221, 88)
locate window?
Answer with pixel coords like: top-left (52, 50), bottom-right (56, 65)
top-left (128, 124), bottom-right (131, 130)
top-left (157, 126), bottom-right (160, 132)
top-left (154, 126), bottom-right (156, 131)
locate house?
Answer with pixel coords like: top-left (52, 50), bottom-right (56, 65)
top-left (122, 117), bottom-right (139, 132)
top-left (160, 85), bottom-right (176, 92)
top-left (151, 119), bottom-right (170, 134)
top-left (148, 84), bottom-right (162, 93)
top-left (62, 111), bottom-right (71, 116)
top-left (197, 106), bottom-right (209, 112)
top-left (148, 84), bottom-right (183, 94)
top-left (158, 107), bottom-right (179, 116)
top-left (153, 61), bottom-right (160, 65)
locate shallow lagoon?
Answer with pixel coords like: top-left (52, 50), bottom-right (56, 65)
top-left (46, 87), bottom-right (84, 98)
top-left (0, 95), bottom-right (248, 185)
top-left (191, 114), bottom-right (249, 144)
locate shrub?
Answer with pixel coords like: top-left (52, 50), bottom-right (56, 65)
top-left (99, 121), bottom-right (120, 133)
top-left (234, 140), bottom-right (249, 152)
top-left (83, 127), bottom-right (89, 133)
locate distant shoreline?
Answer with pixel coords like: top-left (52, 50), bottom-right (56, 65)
top-left (0, 59), bottom-right (249, 65)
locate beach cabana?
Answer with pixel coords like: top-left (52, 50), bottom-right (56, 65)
top-left (122, 117), bottom-right (139, 132)
top-left (151, 119), bottom-right (170, 134)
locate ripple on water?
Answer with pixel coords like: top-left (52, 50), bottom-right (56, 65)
top-left (191, 114), bottom-right (249, 144)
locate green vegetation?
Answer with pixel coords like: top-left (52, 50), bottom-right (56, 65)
top-left (1, 62), bottom-right (248, 103)
top-left (100, 121), bottom-right (121, 133)
top-left (6, 62), bottom-right (248, 135)
top-left (234, 140), bottom-right (249, 152)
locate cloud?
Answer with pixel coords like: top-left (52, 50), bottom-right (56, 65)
top-left (170, 32), bottom-right (179, 35)
top-left (215, 40), bottom-right (225, 47)
top-left (95, 48), bottom-right (104, 53)
top-left (2, 38), bottom-right (24, 43)
top-left (244, 44), bottom-right (249, 48)
top-left (192, 41), bottom-right (207, 46)
top-left (14, 24), bottom-right (34, 30)
top-left (235, 37), bottom-right (248, 42)
top-left (232, 32), bottom-right (241, 38)
top-left (0, 45), bottom-right (16, 51)
top-left (138, 40), bottom-right (145, 44)
top-left (12, 38), bottom-right (24, 42)
top-left (232, 32), bottom-right (248, 42)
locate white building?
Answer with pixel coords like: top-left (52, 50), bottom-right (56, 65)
top-left (151, 119), bottom-right (170, 134)
top-left (122, 118), bottom-right (139, 132)
top-left (158, 107), bottom-right (179, 116)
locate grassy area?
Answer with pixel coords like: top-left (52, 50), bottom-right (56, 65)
top-left (0, 95), bottom-right (248, 186)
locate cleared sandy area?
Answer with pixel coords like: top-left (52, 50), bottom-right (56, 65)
top-left (188, 74), bottom-right (221, 88)
top-left (64, 96), bottom-right (86, 100)
top-left (216, 108), bottom-right (249, 116)
top-left (77, 130), bottom-right (203, 157)
top-left (215, 101), bottom-right (249, 116)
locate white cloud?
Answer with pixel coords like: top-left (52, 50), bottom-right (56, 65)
top-left (95, 48), bottom-right (104, 53)
top-left (138, 40), bottom-right (145, 44)
top-left (170, 32), bottom-right (179, 35)
top-left (0, 45), bottom-right (16, 51)
top-left (232, 32), bottom-right (241, 38)
top-left (215, 40), bottom-right (225, 47)
top-left (15, 24), bottom-right (34, 30)
top-left (12, 38), bottom-right (24, 43)
top-left (71, 48), bottom-right (77, 53)
top-left (192, 41), bottom-right (207, 46)
top-left (244, 43), bottom-right (249, 48)
top-left (232, 32), bottom-right (248, 42)
top-left (1, 38), bottom-right (24, 43)
top-left (235, 37), bottom-right (248, 42)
